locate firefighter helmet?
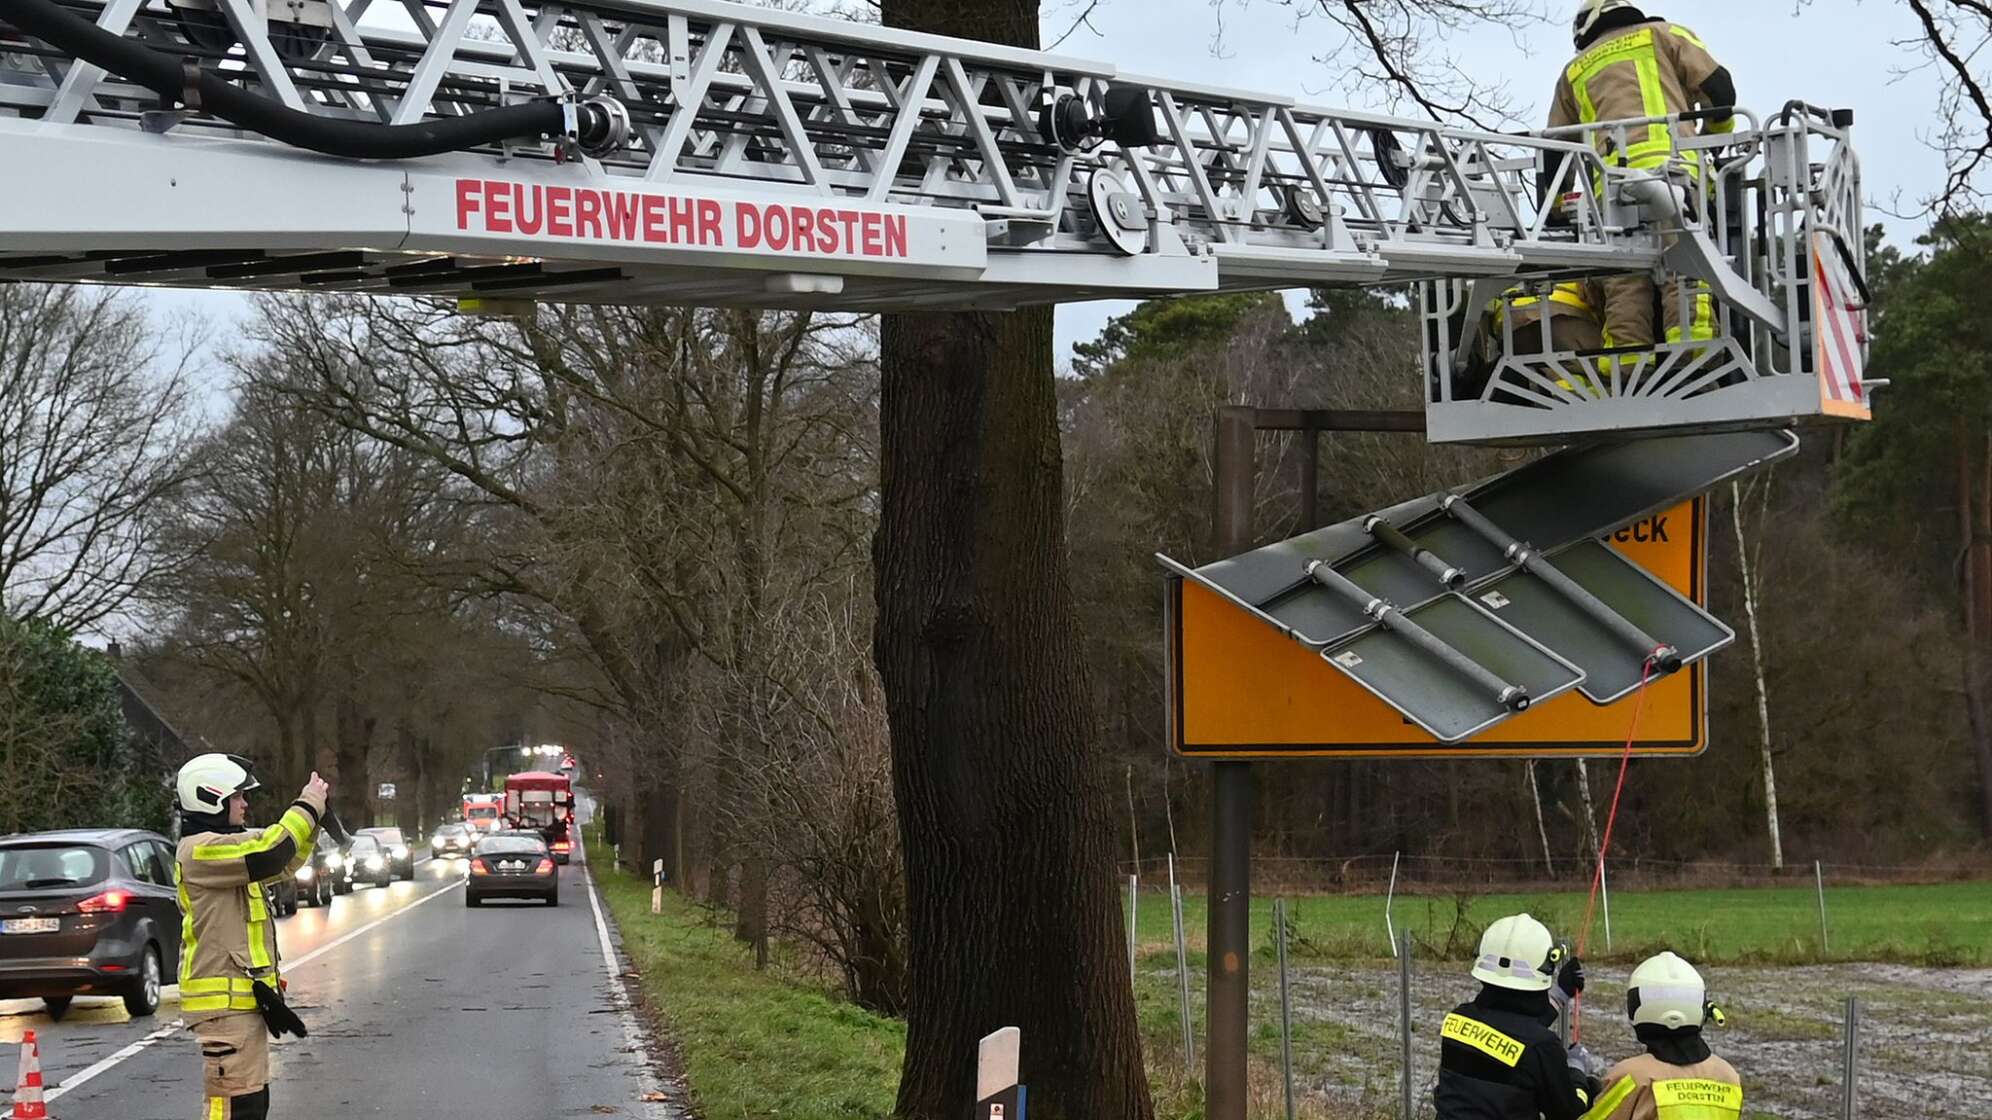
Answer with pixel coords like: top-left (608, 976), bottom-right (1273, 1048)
top-left (176, 753), bottom-right (262, 814)
top-left (1472, 913), bottom-right (1558, 992)
top-left (1627, 951), bottom-right (1706, 1029)
top-left (1573, 1), bottom-right (1643, 48)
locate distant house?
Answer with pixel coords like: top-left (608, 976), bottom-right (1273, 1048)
top-left (116, 670), bottom-right (189, 767)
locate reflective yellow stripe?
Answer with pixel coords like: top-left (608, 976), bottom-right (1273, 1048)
top-left (245, 884), bottom-right (274, 971)
top-left (1669, 25), bottom-right (1709, 50)
top-left (278, 807), bottom-right (314, 852)
top-left (207, 1096), bottom-right (226, 1120)
top-left (1568, 27), bottom-right (1681, 169)
top-left (193, 821), bottom-right (291, 862)
top-left (182, 977), bottom-right (256, 995)
top-left (1441, 1013), bottom-right (1526, 1067)
top-left (1582, 1075), bottom-right (1641, 1120)
top-left (1491, 283), bottom-right (1594, 326)
top-left (175, 866), bottom-right (196, 986)
top-left (1653, 1078), bottom-right (1743, 1120)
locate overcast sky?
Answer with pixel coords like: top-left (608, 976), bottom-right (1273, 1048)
top-left (146, 0), bottom-right (1949, 378)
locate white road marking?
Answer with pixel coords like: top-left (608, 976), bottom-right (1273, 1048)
top-left (26, 1019), bottom-right (185, 1109)
top-left (13, 869), bottom-right (464, 1113)
top-left (581, 847), bottom-right (675, 1118)
top-left (287, 872), bottom-right (463, 971)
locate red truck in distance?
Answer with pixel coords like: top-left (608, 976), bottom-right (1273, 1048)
top-left (503, 771), bottom-right (575, 864)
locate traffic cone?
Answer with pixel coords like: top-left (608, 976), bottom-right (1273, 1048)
top-left (12, 1029), bottom-right (47, 1119)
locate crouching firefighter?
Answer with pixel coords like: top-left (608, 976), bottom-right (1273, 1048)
top-left (174, 754), bottom-right (329, 1120)
top-left (1585, 952), bottom-right (1741, 1120)
top-left (1435, 913), bottom-right (1599, 1120)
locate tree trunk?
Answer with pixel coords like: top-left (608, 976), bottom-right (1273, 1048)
top-left (705, 755), bottom-right (736, 911)
top-left (872, 117), bottom-right (1153, 1120)
top-left (395, 715), bottom-right (420, 836)
top-left (1730, 481), bottom-right (1784, 868)
top-left (1959, 421), bottom-right (1992, 840)
top-left (332, 687), bottom-right (372, 826)
top-left (1573, 759), bottom-right (1601, 866)
top-left (1526, 761), bottom-right (1555, 878)
top-left (641, 756), bottom-right (684, 892)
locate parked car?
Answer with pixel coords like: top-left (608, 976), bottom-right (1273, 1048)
top-left (464, 831), bottom-right (558, 907)
top-left (0, 829), bottom-right (181, 1019)
top-left (355, 827), bottom-right (415, 880)
top-left (430, 823), bottom-right (472, 860)
top-left (345, 836), bottom-right (394, 889)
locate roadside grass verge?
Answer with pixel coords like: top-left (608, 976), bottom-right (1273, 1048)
top-left (1129, 880), bottom-right (1992, 966)
top-left (593, 863), bottom-right (905, 1120)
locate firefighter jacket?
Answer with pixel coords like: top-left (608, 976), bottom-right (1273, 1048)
top-left (1585, 1050), bottom-right (1742, 1120)
top-left (1435, 986), bottom-right (1596, 1120)
top-left (174, 791), bottom-right (325, 1023)
top-left (1548, 20), bottom-right (1728, 170)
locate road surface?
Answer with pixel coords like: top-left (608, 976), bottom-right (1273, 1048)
top-left (0, 848), bottom-right (676, 1119)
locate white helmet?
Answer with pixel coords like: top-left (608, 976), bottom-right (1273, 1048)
top-left (1627, 951), bottom-right (1706, 1029)
top-left (1573, 0), bottom-right (1641, 47)
top-left (1472, 913), bottom-right (1558, 992)
top-left (176, 753), bottom-right (262, 815)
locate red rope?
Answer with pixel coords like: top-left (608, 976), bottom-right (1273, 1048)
top-left (1569, 650), bottom-right (1663, 1042)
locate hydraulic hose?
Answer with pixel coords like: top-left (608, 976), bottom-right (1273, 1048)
top-left (3, 0), bottom-right (567, 159)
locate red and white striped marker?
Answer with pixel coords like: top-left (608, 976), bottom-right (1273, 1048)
top-left (12, 1029), bottom-right (48, 1120)
top-left (1812, 231), bottom-right (1869, 415)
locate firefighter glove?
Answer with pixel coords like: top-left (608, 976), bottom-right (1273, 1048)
top-left (252, 980), bottom-right (309, 1039)
top-left (1556, 955), bottom-right (1586, 999)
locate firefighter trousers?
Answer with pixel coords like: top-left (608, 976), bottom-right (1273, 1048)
top-left (1600, 273), bottom-right (1715, 347)
top-left (194, 1012), bottom-right (271, 1119)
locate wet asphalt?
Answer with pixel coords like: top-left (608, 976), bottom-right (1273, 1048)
top-left (0, 843), bottom-right (674, 1119)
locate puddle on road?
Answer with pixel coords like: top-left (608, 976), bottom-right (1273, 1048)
top-left (0, 989), bottom-right (182, 1040)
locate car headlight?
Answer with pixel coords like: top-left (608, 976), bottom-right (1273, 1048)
top-left (296, 865), bottom-right (315, 881)
top-left (391, 845), bottom-right (409, 858)
top-left (323, 854), bottom-right (342, 869)
top-left (366, 856), bottom-right (386, 870)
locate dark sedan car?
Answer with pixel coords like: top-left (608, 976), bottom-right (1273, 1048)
top-left (355, 827), bottom-right (415, 881)
top-left (465, 832), bottom-right (558, 907)
top-left (0, 829), bottom-right (180, 1019)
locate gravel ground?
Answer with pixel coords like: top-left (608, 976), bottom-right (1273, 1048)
top-left (1143, 955), bottom-right (1992, 1119)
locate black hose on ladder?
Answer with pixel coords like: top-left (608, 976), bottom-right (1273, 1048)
top-left (2, 0), bottom-right (576, 159)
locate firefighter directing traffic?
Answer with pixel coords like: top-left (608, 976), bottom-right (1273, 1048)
top-left (173, 754), bottom-right (329, 1120)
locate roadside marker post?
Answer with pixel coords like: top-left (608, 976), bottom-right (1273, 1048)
top-left (651, 859), bottom-right (665, 915)
top-left (975, 1027), bottom-right (1025, 1120)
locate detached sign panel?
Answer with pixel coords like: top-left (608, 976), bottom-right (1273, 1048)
top-left (1168, 500), bottom-right (1710, 759)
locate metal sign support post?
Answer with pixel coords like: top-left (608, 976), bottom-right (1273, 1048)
top-left (1203, 406), bottom-right (1426, 1119)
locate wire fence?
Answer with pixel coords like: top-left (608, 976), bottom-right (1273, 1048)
top-left (1118, 852), bottom-right (1992, 895)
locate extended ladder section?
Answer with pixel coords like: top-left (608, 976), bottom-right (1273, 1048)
top-left (1158, 430), bottom-right (1796, 743)
top-left (0, 0), bottom-right (1870, 445)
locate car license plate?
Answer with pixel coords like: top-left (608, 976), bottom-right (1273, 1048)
top-left (2, 918), bottom-right (59, 934)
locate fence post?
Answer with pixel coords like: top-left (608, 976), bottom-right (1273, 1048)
top-left (1276, 898), bottom-right (1296, 1120)
top-left (1815, 860), bottom-right (1831, 955)
top-left (1127, 874), bottom-right (1139, 987)
top-left (1399, 926), bottom-right (1414, 1120)
top-left (1841, 994), bottom-right (1860, 1120)
top-left (1169, 854), bottom-right (1196, 1070)
top-left (1386, 850), bottom-right (1402, 957)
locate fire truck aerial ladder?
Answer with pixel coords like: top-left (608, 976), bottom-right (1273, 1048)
top-left (0, 0), bottom-right (1870, 445)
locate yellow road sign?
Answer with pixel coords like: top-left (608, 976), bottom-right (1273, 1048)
top-left (1167, 499), bottom-right (1707, 758)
